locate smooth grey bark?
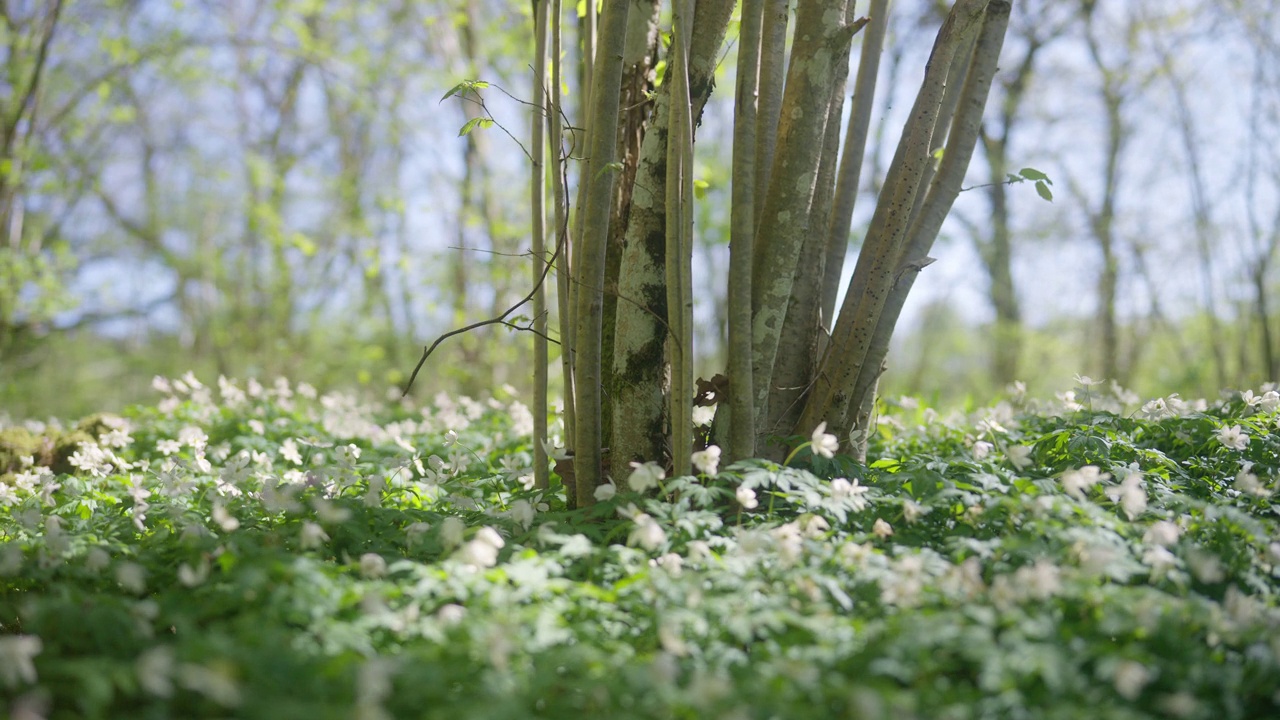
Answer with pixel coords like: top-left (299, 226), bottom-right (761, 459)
top-left (845, 0), bottom-right (1011, 455)
top-left (753, 0), bottom-right (791, 228)
top-left (764, 3), bottom-right (860, 452)
top-left (798, 0), bottom-right (990, 438)
top-left (726, 0), bottom-right (765, 463)
top-left (609, 0), bottom-right (734, 472)
top-left (666, 0), bottom-right (695, 475)
top-left (571, 2), bottom-right (629, 507)
top-left (531, 0), bottom-right (550, 490)
top-left (821, 0), bottom-right (889, 334)
top-left (546, 0), bottom-right (575, 451)
top-left (748, 0), bottom-right (856, 452)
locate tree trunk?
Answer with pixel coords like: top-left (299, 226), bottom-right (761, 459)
top-left (601, 0), bottom-right (662, 462)
top-left (845, 0), bottom-right (1011, 456)
top-left (725, 0), bottom-right (765, 464)
top-left (571, 2), bottom-right (630, 507)
top-left (753, 0), bottom-right (791, 228)
top-left (666, 0), bottom-right (696, 475)
top-left (609, 0), bottom-right (734, 472)
top-left (798, 0), bottom-right (991, 441)
top-left (821, 0), bottom-right (890, 334)
top-left (763, 6), bottom-right (859, 453)
top-left (748, 0), bottom-right (858, 456)
top-left (531, 0), bottom-right (550, 490)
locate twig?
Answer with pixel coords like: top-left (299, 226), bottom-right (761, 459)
top-left (403, 235), bottom-right (562, 396)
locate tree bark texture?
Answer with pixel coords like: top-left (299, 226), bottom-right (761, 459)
top-left (726, 0), bottom-right (765, 464)
top-left (846, 0), bottom-right (1012, 457)
top-left (609, 0), bottom-right (734, 472)
top-left (798, 0), bottom-right (991, 442)
top-left (571, 2), bottom-right (629, 507)
top-left (601, 0), bottom-right (662, 460)
top-left (748, 0), bottom-right (857, 454)
top-left (764, 5), bottom-right (861, 454)
top-left (821, 0), bottom-right (889, 334)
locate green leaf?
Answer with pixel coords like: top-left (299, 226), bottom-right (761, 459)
top-left (693, 178), bottom-right (710, 199)
top-left (458, 117), bottom-right (494, 137)
top-left (1035, 180), bottom-right (1054, 202)
top-left (1018, 167), bottom-right (1049, 181)
top-left (441, 79), bottom-right (490, 103)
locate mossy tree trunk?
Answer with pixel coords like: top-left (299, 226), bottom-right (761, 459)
top-left (607, 0), bottom-right (734, 477)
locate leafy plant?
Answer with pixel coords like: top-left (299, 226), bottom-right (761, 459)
top-left (2, 376), bottom-right (1278, 718)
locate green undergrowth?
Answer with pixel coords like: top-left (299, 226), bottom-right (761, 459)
top-left (1, 375), bottom-right (1279, 719)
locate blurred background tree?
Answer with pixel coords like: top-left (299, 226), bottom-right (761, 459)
top-left (0, 0), bottom-right (1276, 420)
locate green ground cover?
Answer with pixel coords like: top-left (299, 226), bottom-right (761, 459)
top-left (1, 375), bottom-right (1278, 719)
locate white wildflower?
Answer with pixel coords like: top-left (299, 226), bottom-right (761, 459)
top-left (628, 513), bottom-right (667, 551)
top-left (1216, 424), bottom-right (1249, 451)
top-left (771, 522), bottom-right (803, 565)
top-left (178, 427), bottom-right (208, 451)
top-left (280, 439), bottom-right (303, 465)
top-left (457, 527), bottom-right (505, 568)
top-left (1187, 550), bottom-right (1224, 584)
top-left (1015, 559), bottom-right (1062, 600)
top-left (594, 482), bottom-right (617, 502)
top-left (810, 422), bottom-right (839, 459)
top-left (508, 401), bottom-right (535, 437)
top-left (872, 518), bottom-right (894, 539)
top-left (1105, 472), bottom-right (1147, 519)
top-left (735, 485), bottom-right (758, 509)
top-left (691, 445), bottom-right (721, 476)
top-left (359, 553), bottom-right (388, 579)
top-left (1005, 445), bottom-right (1033, 470)
top-left (798, 514), bottom-right (829, 539)
top-left (84, 547), bottom-right (111, 573)
top-left (439, 517), bottom-right (466, 548)
top-left (1140, 397), bottom-right (1173, 420)
top-left (650, 552), bottom-right (684, 576)
top-left (0, 635), bottom-right (43, 688)
top-left (1144, 520), bottom-right (1182, 547)
top-left (211, 502), bottom-right (239, 532)
top-left (1142, 545), bottom-right (1177, 575)
top-left (510, 499), bottom-right (536, 528)
top-left (116, 562), bottom-right (147, 594)
top-left (137, 645), bottom-right (176, 698)
top-left (1235, 468), bottom-right (1271, 498)
top-left (1061, 465), bottom-right (1109, 500)
top-left (436, 604), bottom-right (466, 625)
top-left (176, 662), bottom-right (241, 708)
top-left (1259, 390), bottom-right (1280, 414)
top-left (299, 522), bottom-right (329, 549)
top-left (628, 461), bottom-right (666, 493)
top-left (830, 477), bottom-right (869, 512)
top-left (178, 558), bottom-right (210, 587)
top-left (1113, 660), bottom-right (1152, 701)
top-left (972, 440), bottom-right (993, 460)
